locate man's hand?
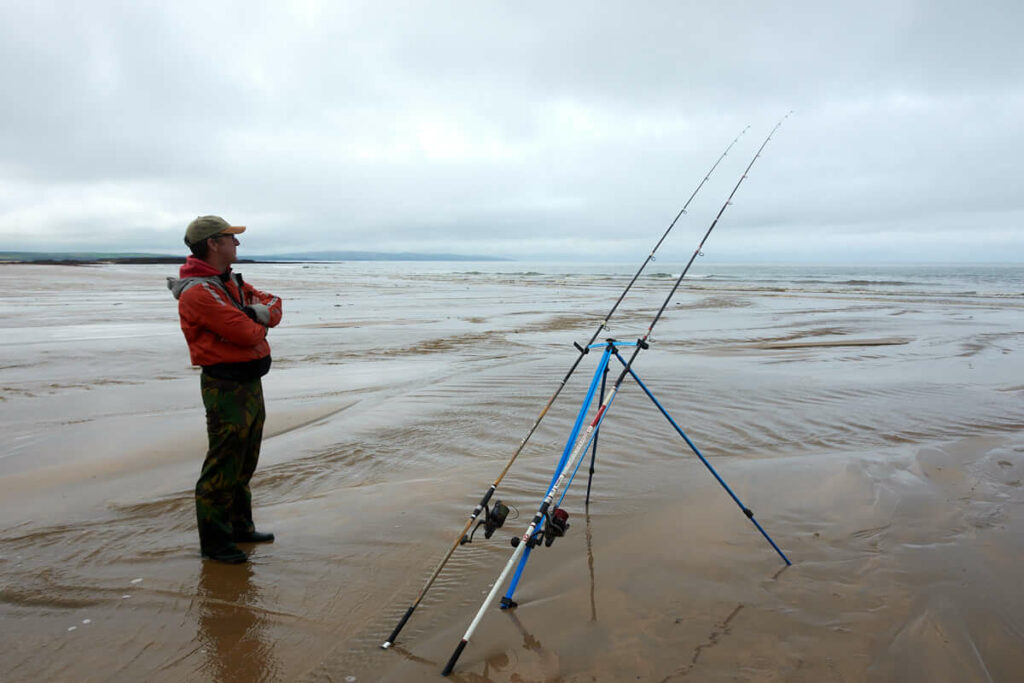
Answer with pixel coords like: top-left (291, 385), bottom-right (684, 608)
top-left (243, 304), bottom-right (271, 325)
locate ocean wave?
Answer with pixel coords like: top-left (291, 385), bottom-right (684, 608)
top-left (838, 279), bottom-right (915, 287)
top-left (788, 278), bottom-right (917, 287)
top-left (647, 272), bottom-right (728, 280)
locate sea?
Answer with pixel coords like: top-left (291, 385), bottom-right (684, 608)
top-left (255, 260), bottom-right (1024, 296)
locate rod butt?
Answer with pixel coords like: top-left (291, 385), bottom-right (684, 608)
top-left (382, 605), bottom-right (415, 649)
top-left (442, 639), bottom-right (468, 676)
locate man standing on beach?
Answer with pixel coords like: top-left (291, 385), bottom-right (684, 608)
top-left (167, 216), bottom-right (283, 564)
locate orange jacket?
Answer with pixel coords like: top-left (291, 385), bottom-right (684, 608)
top-left (168, 257), bottom-right (283, 367)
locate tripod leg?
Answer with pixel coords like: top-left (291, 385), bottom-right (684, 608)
top-left (585, 361), bottom-right (609, 507)
top-left (611, 351), bottom-right (791, 566)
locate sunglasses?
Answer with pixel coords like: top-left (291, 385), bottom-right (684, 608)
top-left (211, 233), bottom-right (239, 242)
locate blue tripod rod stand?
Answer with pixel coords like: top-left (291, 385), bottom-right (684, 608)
top-left (499, 340), bottom-right (790, 610)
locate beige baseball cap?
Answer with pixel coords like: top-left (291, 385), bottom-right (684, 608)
top-left (184, 215), bottom-right (246, 245)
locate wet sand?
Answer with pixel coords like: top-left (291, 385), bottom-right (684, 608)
top-left (1, 263), bottom-right (1023, 682)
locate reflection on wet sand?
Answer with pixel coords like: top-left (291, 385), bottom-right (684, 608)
top-left (193, 562), bottom-right (279, 682)
top-left (473, 611), bottom-right (559, 683)
top-left (585, 510), bottom-right (598, 623)
top-left (388, 614), bottom-right (559, 683)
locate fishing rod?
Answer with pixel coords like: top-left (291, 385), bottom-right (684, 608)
top-left (441, 114), bottom-right (790, 676)
top-left (380, 127), bottom-right (749, 650)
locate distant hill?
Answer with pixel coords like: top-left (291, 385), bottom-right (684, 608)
top-left (0, 250), bottom-right (509, 264)
top-left (0, 251), bottom-right (170, 263)
top-left (249, 250), bottom-right (507, 262)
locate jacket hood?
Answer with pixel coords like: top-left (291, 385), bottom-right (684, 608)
top-left (167, 257), bottom-right (231, 300)
top-left (179, 256), bottom-right (227, 278)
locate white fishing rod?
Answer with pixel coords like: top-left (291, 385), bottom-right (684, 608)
top-left (381, 127), bottom-right (749, 650)
top-left (441, 114), bottom-right (791, 676)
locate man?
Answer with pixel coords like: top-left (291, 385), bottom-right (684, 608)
top-left (167, 215), bottom-right (283, 563)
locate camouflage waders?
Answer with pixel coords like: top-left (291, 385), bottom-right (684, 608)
top-left (197, 373), bottom-right (265, 553)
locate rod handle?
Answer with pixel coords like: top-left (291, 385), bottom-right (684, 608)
top-left (381, 604), bottom-right (415, 649)
top-left (442, 639), bottom-right (468, 676)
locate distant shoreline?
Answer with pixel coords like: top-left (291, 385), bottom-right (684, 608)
top-left (1, 257), bottom-right (191, 266)
top-left (0, 252), bottom-right (510, 265)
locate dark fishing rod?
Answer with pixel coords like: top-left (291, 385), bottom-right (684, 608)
top-left (380, 127), bottom-right (749, 650)
top-left (441, 114), bottom-right (790, 676)
top-left (584, 360), bottom-right (608, 507)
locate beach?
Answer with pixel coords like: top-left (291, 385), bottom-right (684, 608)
top-left (1, 261), bottom-right (1022, 682)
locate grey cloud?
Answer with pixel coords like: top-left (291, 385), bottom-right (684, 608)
top-left (0, 0), bottom-right (1022, 261)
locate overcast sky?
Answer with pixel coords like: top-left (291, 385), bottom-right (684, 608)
top-left (1, 1), bottom-right (1021, 262)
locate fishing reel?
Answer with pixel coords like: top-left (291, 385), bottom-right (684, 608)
top-left (543, 507), bottom-right (570, 547)
top-left (461, 500), bottom-right (511, 544)
top-left (517, 506), bottom-right (570, 549)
